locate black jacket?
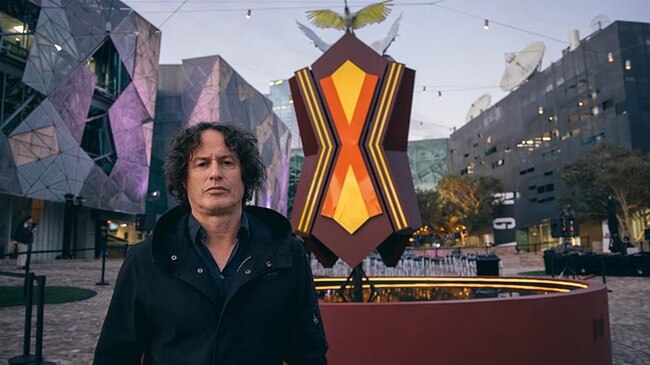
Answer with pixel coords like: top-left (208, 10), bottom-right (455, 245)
top-left (93, 205), bottom-right (327, 365)
top-left (14, 224), bottom-right (34, 244)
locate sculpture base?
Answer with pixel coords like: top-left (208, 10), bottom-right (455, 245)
top-left (316, 277), bottom-right (611, 365)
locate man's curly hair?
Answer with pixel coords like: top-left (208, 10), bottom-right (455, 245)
top-left (165, 122), bottom-right (267, 206)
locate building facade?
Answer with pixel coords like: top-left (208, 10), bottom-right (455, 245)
top-left (448, 21), bottom-right (650, 249)
top-left (0, 0), bottom-right (160, 258)
top-left (268, 79), bottom-right (300, 149)
top-left (407, 138), bottom-right (449, 192)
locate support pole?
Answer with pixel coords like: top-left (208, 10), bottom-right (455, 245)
top-left (9, 272), bottom-right (35, 365)
top-left (34, 275), bottom-right (56, 364)
top-left (96, 249), bottom-right (109, 286)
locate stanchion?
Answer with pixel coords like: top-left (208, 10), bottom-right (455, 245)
top-left (34, 276), bottom-right (56, 365)
top-left (9, 274), bottom-right (57, 365)
top-left (96, 249), bottom-right (109, 286)
top-left (9, 272), bottom-right (36, 365)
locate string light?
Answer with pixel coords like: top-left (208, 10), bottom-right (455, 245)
top-left (538, 106), bottom-right (544, 115)
top-left (131, 2), bottom-right (641, 94)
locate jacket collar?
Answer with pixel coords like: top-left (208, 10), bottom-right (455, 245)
top-left (149, 204), bottom-right (294, 275)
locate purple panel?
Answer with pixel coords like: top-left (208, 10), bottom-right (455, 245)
top-left (109, 159), bottom-right (148, 213)
top-left (113, 128), bottom-right (147, 166)
top-left (101, 0), bottom-right (134, 31)
top-left (49, 64), bottom-right (96, 142)
top-left (65, 2), bottom-right (105, 61)
top-left (111, 13), bottom-right (137, 76)
top-left (79, 165), bottom-right (121, 211)
top-left (58, 147), bottom-right (94, 194)
top-left (132, 15), bottom-right (161, 117)
top-left (181, 56), bottom-right (218, 124)
top-left (108, 83), bottom-right (149, 165)
top-left (108, 83), bottom-right (146, 133)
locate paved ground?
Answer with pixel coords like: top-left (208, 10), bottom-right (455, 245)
top-left (0, 254), bottom-right (648, 365)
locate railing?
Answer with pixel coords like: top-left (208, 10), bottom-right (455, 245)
top-left (0, 271), bottom-right (55, 365)
top-left (8, 244), bottom-right (117, 288)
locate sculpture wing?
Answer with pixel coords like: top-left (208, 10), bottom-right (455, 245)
top-left (370, 12), bottom-right (402, 55)
top-left (296, 21), bottom-right (331, 53)
top-left (351, 0), bottom-right (393, 30)
top-left (306, 9), bottom-right (346, 30)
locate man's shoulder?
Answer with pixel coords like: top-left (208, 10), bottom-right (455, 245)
top-left (124, 239), bottom-right (153, 263)
top-left (244, 206), bottom-right (292, 235)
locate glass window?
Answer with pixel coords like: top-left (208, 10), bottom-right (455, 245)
top-left (81, 106), bottom-right (118, 175)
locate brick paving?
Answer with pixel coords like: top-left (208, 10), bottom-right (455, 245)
top-left (0, 254), bottom-right (648, 365)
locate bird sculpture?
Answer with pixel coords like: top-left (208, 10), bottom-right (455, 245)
top-left (306, 0), bottom-right (393, 32)
top-left (297, 12), bottom-right (402, 55)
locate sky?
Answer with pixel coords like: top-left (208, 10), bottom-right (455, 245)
top-left (120, 0), bottom-right (650, 140)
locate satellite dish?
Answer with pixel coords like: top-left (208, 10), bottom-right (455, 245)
top-left (499, 41), bottom-right (545, 92)
top-left (465, 94), bottom-right (492, 123)
top-left (591, 15), bottom-right (611, 31)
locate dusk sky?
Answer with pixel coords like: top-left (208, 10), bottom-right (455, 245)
top-left (121, 0), bottom-right (650, 140)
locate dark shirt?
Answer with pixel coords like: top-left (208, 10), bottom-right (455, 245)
top-left (187, 213), bottom-right (250, 315)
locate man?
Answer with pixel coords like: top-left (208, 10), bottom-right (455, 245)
top-left (94, 122), bottom-right (328, 365)
top-left (14, 215), bottom-right (35, 270)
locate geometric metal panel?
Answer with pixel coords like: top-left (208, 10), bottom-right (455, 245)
top-left (182, 56), bottom-right (219, 125)
top-left (3, 0), bottom-right (161, 215)
top-left (111, 13), bottom-right (137, 77)
top-left (142, 121), bottom-right (153, 166)
top-left (9, 126), bottom-right (60, 166)
top-left (23, 4), bottom-right (83, 94)
top-left (108, 83), bottom-right (148, 166)
top-left (0, 133), bottom-right (22, 194)
top-left (132, 15), bottom-right (161, 118)
top-left (64, 1), bottom-right (105, 62)
top-left (109, 158), bottom-right (148, 211)
top-left (10, 98), bottom-right (58, 135)
top-left (49, 64), bottom-right (96, 142)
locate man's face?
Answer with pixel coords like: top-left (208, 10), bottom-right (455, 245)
top-left (186, 129), bottom-right (245, 217)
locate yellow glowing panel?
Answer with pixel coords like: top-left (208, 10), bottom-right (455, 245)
top-left (333, 165), bottom-right (370, 233)
top-left (331, 60), bottom-right (366, 125)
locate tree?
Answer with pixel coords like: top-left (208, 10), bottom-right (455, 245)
top-left (414, 175), bottom-right (503, 245)
top-left (436, 175), bottom-right (503, 235)
top-left (559, 143), bottom-right (650, 238)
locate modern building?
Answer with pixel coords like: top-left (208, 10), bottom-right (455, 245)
top-left (268, 79), bottom-right (300, 149)
top-left (0, 0), bottom-right (161, 259)
top-left (448, 21), bottom-right (650, 249)
top-left (407, 138), bottom-right (449, 192)
top-left (148, 56), bottom-right (291, 218)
